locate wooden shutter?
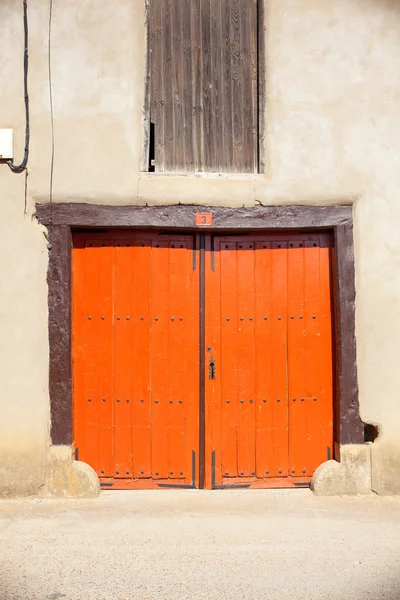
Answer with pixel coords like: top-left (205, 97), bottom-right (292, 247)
top-left (149, 0), bottom-right (258, 174)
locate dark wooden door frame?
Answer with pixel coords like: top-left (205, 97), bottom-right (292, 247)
top-left (35, 203), bottom-right (364, 450)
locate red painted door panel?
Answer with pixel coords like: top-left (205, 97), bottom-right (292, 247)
top-left (73, 232), bottom-right (199, 489)
top-left (205, 234), bottom-right (333, 489)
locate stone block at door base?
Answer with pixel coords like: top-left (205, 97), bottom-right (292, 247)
top-left (371, 442), bottom-right (400, 496)
top-left (310, 444), bottom-right (371, 496)
top-left (42, 445), bottom-right (100, 499)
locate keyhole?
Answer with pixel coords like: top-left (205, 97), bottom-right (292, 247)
top-left (209, 357), bottom-right (216, 380)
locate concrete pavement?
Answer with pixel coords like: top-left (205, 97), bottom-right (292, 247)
top-left (1, 490), bottom-right (400, 600)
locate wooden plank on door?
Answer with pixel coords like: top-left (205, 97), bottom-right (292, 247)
top-left (254, 240), bottom-right (273, 478)
top-left (287, 239), bottom-right (306, 477)
top-left (83, 239), bottom-right (114, 477)
top-left (167, 239), bottom-right (194, 481)
top-left (313, 235), bottom-right (334, 469)
top-left (150, 240), bottom-right (170, 479)
top-left (130, 241), bottom-right (152, 479)
top-left (204, 236), bottom-right (222, 489)
top-left (219, 241), bottom-right (239, 478)
top-left (236, 241), bottom-right (256, 477)
top-left (113, 241), bottom-right (134, 479)
top-left (269, 241), bottom-right (289, 477)
top-left (288, 236), bottom-right (334, 476)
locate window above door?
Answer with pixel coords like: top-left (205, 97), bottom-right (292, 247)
top-left (146, 0), bottom-right (262, 175)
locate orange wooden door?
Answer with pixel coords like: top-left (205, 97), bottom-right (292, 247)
top-left (73, 232), bottom-right (200, 489)
top-left (73, 230), bottom-right (333, 490)
top-left (205, 233), bottom-right (333, 489)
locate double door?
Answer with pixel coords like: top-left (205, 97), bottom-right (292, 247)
top-left (73, 231), bottom-right (333, 489)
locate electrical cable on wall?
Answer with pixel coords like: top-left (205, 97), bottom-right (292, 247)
top-left (47, 0), bottom-right (54, 249)
top-left (7, 0), bottom-right (30, 174)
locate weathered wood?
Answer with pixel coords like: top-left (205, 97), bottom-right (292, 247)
top-left (249, 0), bottom-right (258, 172)
top-left (142, 0), bottom-right (151, 172)
top-left (230, 0), bottom-right (242, 171)
top-left (182, 0), bottom-right (194, 171)
top-left (334, 223), bottom-right (364, 444)
top-left (191, 0), bottom-right (203, 172)
top-left (149, 0), bottom-right (259, 174)
top-left (48, 225), bottom-right (73, 445)
top-left (36, 203), bottom-right (353, 230)
top-left (162, 0), bottom-right (173, 172)
top-left (150, 0), bottom-right (165, 172)
top-left (209, 0), bottom-right (221, 172)
top-left (241, 0), bottom-right (254, 171)
top-left (221, 0), bottom-right (233, 169)
top-left (257, 0), bottom-right (266, 174)
top-left (201, 0), bottom-right (213, 171)
top-left (172, 0), bottom-right (184, 169)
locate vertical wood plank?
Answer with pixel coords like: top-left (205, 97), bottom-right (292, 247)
top-left (167, 240), bottom-right (187, 479)
top-left (201, 0), bottom-right (213, 170)
top-left (249, 0), bottom-right (258, 172)
top-left (142, 0), bottom-right (151, 172)
top-left (211, 0), bottom-right (223, 172)
top-left (171, 1), bottom-right (184, 171)
top-left (191, 0), bottom-right (203, 172)
top-left (131, 241), bottom-right (152, 479)
top-left (270, 241), bottom-right (289, 477)
top-left (220, 242), bottom-right (239, 478)
top-left (113, 242), bottom-right (134, 479)
top-left (303, 239), bottom-right (323, 475)
top-left (84, 240), bottom-right (114, 477)
top-left (221, 0), bottom-right (234, 171)
top-left (254, 240), bottom-right (273, 478)
top-left (287, 240), bottom-right (307, 477)
top-left (162, 0), bottom-right (174, 172)
top-left (204, 236), bottom-right (222, 488)
top-left (182, 0), bottom-right (194, 172)
top-left (230, 0), bottom-right (243, 171)
top-left (257, 0), bottom-right (266, 173)
top-left (318, 235), bottom-right (334, 465)
top-left (150, 241), bottom-right (170, 479)
top-left (150, 0), bottom-right (165, 173)
top-left (240, 0), bottom-right (252, 172)
top-left (236, 242), bottom-right (256, 477)
top-left (179, 236), bottom-right (200, 486)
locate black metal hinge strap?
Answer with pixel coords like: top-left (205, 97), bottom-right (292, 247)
top-left (211, 451), bottom-right (250, 490)
top-left (157, 450), bottom-right (197, 489)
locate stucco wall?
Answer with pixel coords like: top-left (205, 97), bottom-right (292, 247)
top-left (1, 0), bottom-right (400, 495)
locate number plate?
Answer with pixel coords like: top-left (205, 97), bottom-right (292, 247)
top-left (196, 213), bottom-right (213, 226)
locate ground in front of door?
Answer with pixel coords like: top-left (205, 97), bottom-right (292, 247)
top-left (1, 490), bottom-right (400, 600)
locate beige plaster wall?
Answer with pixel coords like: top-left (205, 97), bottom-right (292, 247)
top-left (1, 0), bottom-right (400, 495)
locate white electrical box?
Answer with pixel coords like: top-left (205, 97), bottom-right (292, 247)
top-left (0, 129), bottom-right (13, 160)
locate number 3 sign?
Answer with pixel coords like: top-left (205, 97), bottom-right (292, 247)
top-left (195, 213), bottom-right (213, 226)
